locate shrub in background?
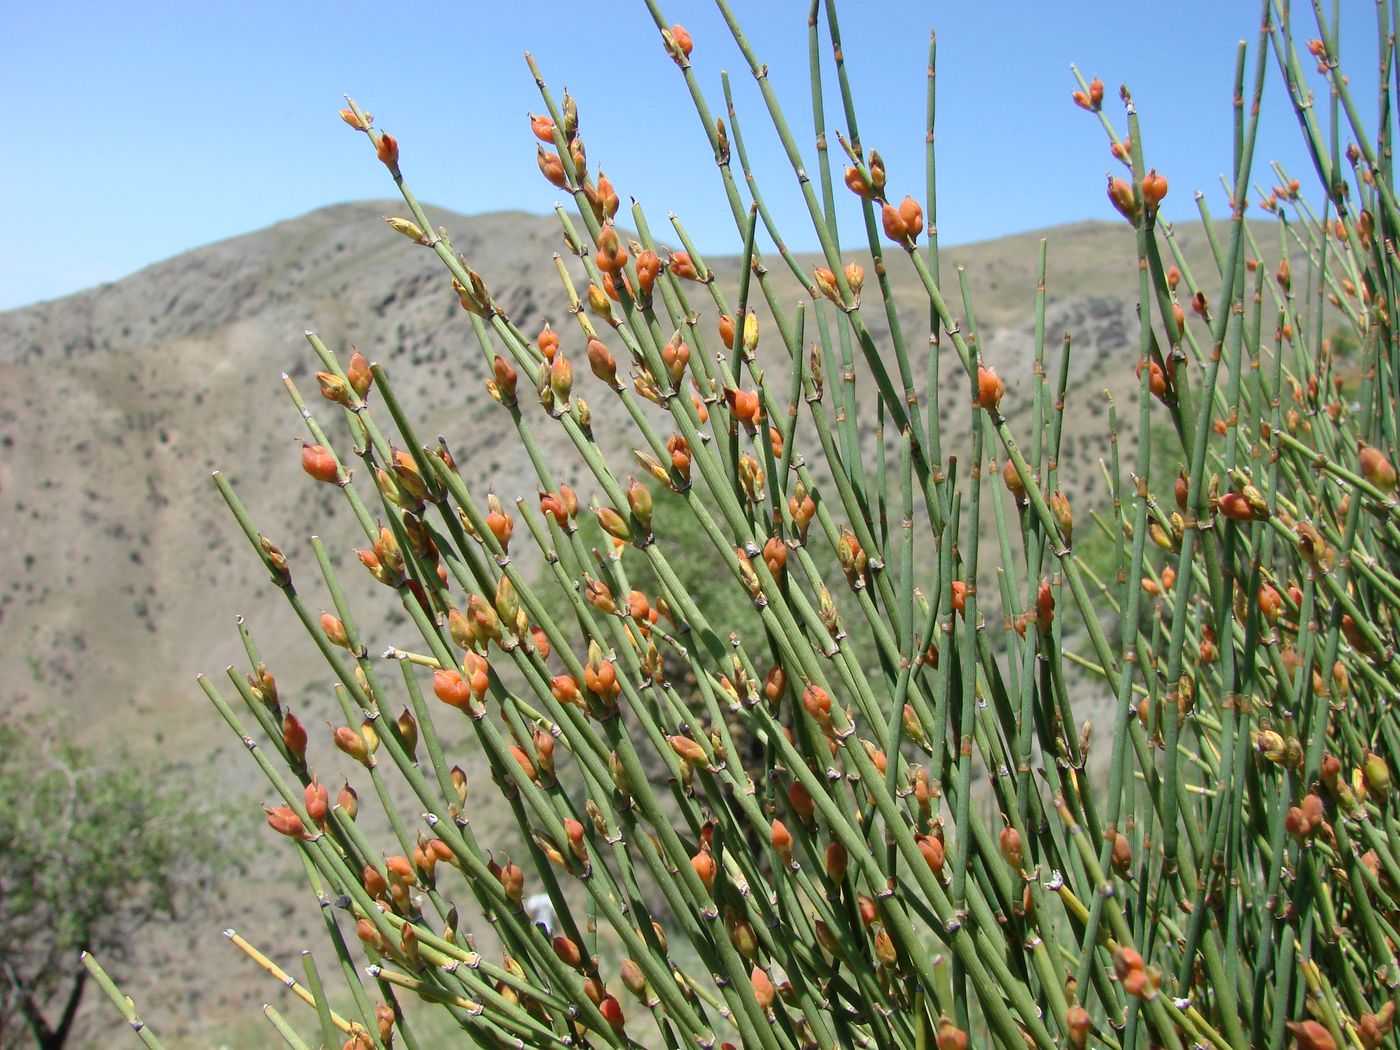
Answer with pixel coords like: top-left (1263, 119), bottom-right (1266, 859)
top-left (89, 1), bottom-right (1400, 1047)
top-left (0, 726), bottom-right (225, 1049)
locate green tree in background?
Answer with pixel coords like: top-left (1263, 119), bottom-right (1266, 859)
top-left (0, 726), bottom-right (226, 1049)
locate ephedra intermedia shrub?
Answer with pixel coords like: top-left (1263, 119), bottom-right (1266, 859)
top-left (87, 2), bottom-right (1400, 1048)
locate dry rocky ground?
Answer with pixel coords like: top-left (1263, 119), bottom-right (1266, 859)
top-left (0, 200), bottom-right (1236, 1045)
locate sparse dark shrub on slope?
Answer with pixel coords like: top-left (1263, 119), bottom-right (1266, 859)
top-left (89, 3), bottom-right (1400, 1048)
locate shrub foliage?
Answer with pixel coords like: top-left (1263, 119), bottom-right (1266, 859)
top-left (0, 727), bottom-right (223, 1049)
top-left (97, 2), bottom-right (1400, 1048)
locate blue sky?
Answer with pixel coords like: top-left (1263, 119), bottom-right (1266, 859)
top-left (1, 2), bottom-right (1370, 311)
